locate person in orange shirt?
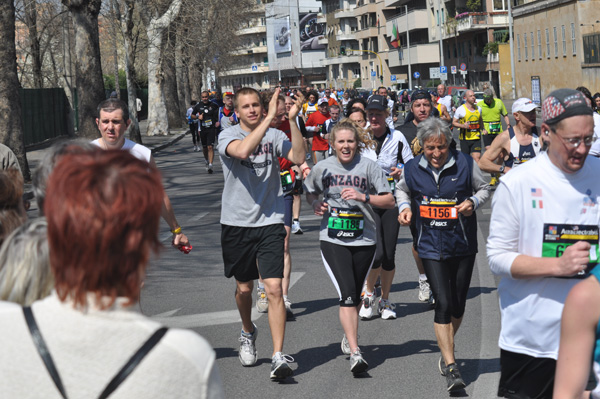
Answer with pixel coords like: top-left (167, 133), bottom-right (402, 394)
top-left (323, 88), bottom-right (338, 107)
top-left (306, 98), bottom-right (331, 163)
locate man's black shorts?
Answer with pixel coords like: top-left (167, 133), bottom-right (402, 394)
top-left (460, 139), bottom-right (481, 155)
top-left (483, 133), bottom-right (499, 147)
top-left (200, 128), bottom-right (216, 147)
top-left (221, 224), bottom-right (286, 282)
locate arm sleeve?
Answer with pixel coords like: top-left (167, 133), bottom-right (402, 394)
top-left (486, 182), bottom-right (521, 277)
top-left (470, 162), bottom-right (491, 209)
top-left (399, 134), bottom-right (414, 163)
top-left (395, 173), bottom-right (411, 212)
top-left (303, 164), bottom-right (323, 195)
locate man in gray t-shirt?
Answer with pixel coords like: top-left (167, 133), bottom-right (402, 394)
top-left (217, 87), bottom-right (305, 380)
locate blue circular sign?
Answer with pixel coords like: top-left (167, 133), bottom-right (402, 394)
top-left (460, 63), bottom-right (467, 71)
top-left (414, 72), bottom-right (420, 79)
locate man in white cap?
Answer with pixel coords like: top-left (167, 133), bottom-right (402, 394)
top-left (487, 88), bottom-right (598, 398)
top-left (478, 97), bottom-right (541, 176)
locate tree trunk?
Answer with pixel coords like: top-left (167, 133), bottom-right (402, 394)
top-left (0, 0), bottom-right (30, 180)
top-left (23, 0), bottom-right (44, 88)
top-left (62, 0), bottom-right (105, 139)
top-left (120, 0), bottom-right (142, 143)
top-left (110, 0), bottom-right (120, 98)
top-left (176, 37), bottom-right (190, 112)
top-left (163, 29), bottom-right (181, 129)
top-left (141, 0), bottom-right (182, 136)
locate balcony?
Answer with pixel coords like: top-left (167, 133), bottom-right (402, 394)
top-left (386, 9), bottom-right (428, 36)
top-left (355, 26), bottom-right (380, 40)
top-left (322, 54), bottom-right (362, 66)
top-left (238, 25), bottom-right (267, 35)
top-left (387, 42), bottom-right (441, 67)
top-left (318, 36), bottom-right (329, 45)
top-left (385, 0), bottom-right (409, 7)
top-left (354, 0), bottom-right (378, 14)
top-left (231, 45), bottom-right (267, 56)
top-left (336, 29), bottom-right (359, 41)
top-left (220, 63), bottom-right (269, 77)
top-left (316, 12), bottom-right (326, 24)
top-left (334, 8), bottom-right (357, 19)
top-left (440, 12), bottom-right (509, 39)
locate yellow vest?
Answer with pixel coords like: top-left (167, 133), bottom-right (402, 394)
top-left (459, 106), bottom-right (481, 141)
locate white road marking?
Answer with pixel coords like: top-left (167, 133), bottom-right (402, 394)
top-left (151, 272), bottom-right (305, 328)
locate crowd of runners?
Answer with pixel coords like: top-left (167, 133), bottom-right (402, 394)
top-left (1, 82), bottom-right (600, 398)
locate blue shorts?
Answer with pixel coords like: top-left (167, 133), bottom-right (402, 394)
top-left (284, 194), bottom-right (293, 227)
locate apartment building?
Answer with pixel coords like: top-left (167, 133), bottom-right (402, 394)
top-left (219, 2), bottom-right (270, 92)
top-left (512, 0), bottom-right (600, 100)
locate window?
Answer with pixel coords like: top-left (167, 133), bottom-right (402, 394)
top-left (583, 33), bottom-right (600, 64)
top-left (494, 0), bottom-right (506, 11)
top-left (562, 25), bottom-right (566, 56)
top-left (571, 23), bottom-right (577, 55)
top-left (531, 32), bottom-right (535, 60)
top-left (546, 28), bottom-right (550, 58)
top-left (554, 27), bottom-right (558, 57)
top-left (517, 34), bottom-right (521, 61)
top-left (537, 30), bottom-right (542, 59)
top-left (524, 32), bottom-right (528, 60)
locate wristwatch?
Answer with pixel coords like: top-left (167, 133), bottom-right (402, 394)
top-left (499, 165), bottom-right (505, 173)
top-left (364, 193), bottom-right (370, 203)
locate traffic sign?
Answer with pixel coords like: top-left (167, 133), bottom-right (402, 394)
top-left (251, 65), bottom-right (258, 71)
top-left (440, 66), bottom-right (447, 74)
top-left (460, 70), bottom-right (468, 76)
top-left (371, 71), bottom-right (376, 77)
top-left (460, 63), bottom-right (467, 71)
top-left (440, 73), bottom-right (448, 80)
top-left (414, 72), bottom-right (420, 79)
top-left (391, 75), bottom-right (397, 82)
top-left (429, 67), bottom-right (440, 79)
top-left (451, 66), bottom-right (457, 74)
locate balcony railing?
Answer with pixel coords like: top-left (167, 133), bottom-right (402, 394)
top-left (442, 12), bottom-right (508, 39)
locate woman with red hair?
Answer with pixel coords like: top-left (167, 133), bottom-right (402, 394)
top-left (0, 150), bottom-right (223, 398)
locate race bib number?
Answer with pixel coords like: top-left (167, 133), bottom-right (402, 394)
top-left (280, 170), bottom-right (294, 194)
top-left (328, 207), bottom-right (364, 239)
top-left (419, 196), bottom-right (458, 230)
top-left (489, 122), bottom-right (501, 133)
top-left (202, 120), bottom-right (213, 128)
top-left (542, 223), bottom-right (599, 276)
top-left (468, 122), bottom-right (480, 133)
top-left (386, 175), bottom-right (395, 194)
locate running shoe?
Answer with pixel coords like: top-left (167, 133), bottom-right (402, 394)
top-left (306, 153), bottom-right (312, 161)
top-left (444, 363), bottom-right (466, 392)
top-left (291, 221), bottom-right (303, 234)
top-left (341, 334), bottom-right (351, 355)
top-left (489, 176), bottom-right (499, 186)
top-left (256, 287), bottom-right (268, 313)
top-left (238, 324), bottom-right (258, 366)
top-left (429, 294), bottom-right (436, 306)
top-left (350, 348), bottom-right (368, 374)
top-left (284, 297), bottom-right (292, 314)
top-left (378, 299), bottom-right (397, 320)
top-left (208, 163), bottom-right (213, 174)
top-left (270, 352), bottom-right (294, 380)
top-left (418, 279), bottom-right (432, 302)
top-left (359, 292), bottom-right (377, 319)
top-left (193, 145), bottom-right (198, 152)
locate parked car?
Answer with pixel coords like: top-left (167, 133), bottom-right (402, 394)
top-left (474, 91), bottom-right (485, 101)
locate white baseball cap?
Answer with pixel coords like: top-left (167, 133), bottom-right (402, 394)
top-left (512, 97), bottom-right (539, 114)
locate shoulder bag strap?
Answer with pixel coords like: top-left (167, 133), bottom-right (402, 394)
top-left (23, 306), bottom-right (68, 399)
top-left (98, 327), bottom-right (168, 399)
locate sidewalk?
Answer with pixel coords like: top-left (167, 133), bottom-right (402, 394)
top-left (24, 119), bottom-right (188, 199)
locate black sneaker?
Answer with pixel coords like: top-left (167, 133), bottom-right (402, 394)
top-left (444, 363), bottom-right (466, 392)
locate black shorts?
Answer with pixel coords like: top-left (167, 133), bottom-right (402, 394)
top-left (292, 176), bottom-right (303, 195)
top-left (200, 128), bottom-right (216, 147)
top-left (320, 241), bottom-right (376, 307)
top-left (483, 133), bottom-right (499, 147)
top-left (460, 139), bottom-right (481, 154)
top-left (498, 349), bottom-right (596, 398)
top-left (221, 224), bottom-right (286, 282)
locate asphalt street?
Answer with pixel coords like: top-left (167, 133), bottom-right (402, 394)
top-left (138, 134), bottom-right (503, 398)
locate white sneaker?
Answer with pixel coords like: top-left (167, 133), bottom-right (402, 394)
top-left (193, 145), bottom-right (198, 152)
top-left (207, 163), bottom-right (213, 174)
top-left (341, 334), bottom-right (351, 355)
top-left (238, 324), bottom-right (258, 366)
top-left (350, 348), bottom-right (368, 374)
top-left (270, 352), bottom-right (294, 380)
top-left (291, 221), bottom-right (303, 234)
top-left (256, 287), bottom-right (268, 313)
top-left (378, 299), bottom-right (397, 320)
top-left (359, 293), bottom-right (377, 319)
top-left (418, 279), bottom-right (432, 302)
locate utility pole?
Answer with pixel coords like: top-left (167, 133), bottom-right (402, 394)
top-left (406, 5), bottom-right (412, 89)
top-left (508, 0), bottom-right (517, 99)
top-left (437, 0), bottom-right (445, 82)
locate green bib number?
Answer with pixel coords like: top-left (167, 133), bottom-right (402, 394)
top-left (542, 223), bottom-right (600, 276)
top-left (328, 207), bottom-right (364, 239)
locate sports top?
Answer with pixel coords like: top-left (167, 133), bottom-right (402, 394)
top-left (455, 104), bottom-right (482, 141)
top-left (92, 138), bottom-right (151, 163)
top-left (218, 124), bottom-right (292, 227)
top-left (505, 126), bottom-right (541, 168)
top-left (487, 152), bottom-right (600, 360)
top-left (477, 98), bottom-right (508, 134)
top-left (303, 154), bottom-right (390, 246)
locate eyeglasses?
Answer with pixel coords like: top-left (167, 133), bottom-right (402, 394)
top-left (554, 132), bottom-right (597, 149)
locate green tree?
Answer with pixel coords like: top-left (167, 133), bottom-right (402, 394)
top-left (353, 78), bottom-right (361, 89)
top-left (466, 0), bottom-right (481, 12)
